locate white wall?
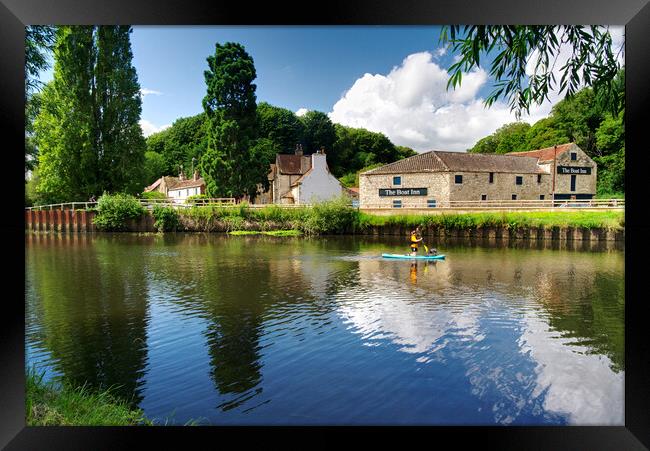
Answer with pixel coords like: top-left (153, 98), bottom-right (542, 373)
top-left (168, 186), bottom-right (201, 203)
top-left (297, 153), bottom-right (344, 204)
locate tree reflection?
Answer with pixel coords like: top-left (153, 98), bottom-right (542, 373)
top-left (26, 233), bottom-right (150, 406)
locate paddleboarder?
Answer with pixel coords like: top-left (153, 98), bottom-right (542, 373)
top-left (410, 227), bottom-right (423, 256)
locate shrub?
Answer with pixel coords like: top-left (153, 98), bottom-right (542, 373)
top-left (140, 191), bottom-right (167, 200)
top-left (93, 193), bottom-right (146, 231)
top-left (152, 206), bottom-right (180, 232)
top-left (301, 196), bottom-right (358, 235)
top-left (186, 194), bottom-right (208, 204)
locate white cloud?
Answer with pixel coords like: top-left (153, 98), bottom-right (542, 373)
top-left (140, 88), bottom-right (163, 97)
top-left (139, 119), bottom-right (171, 137)
top-left (329, 51), bottom-right (552, 151)
top-left (295, 108), bottom-right (309, 117)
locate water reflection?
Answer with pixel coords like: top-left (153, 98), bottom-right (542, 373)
top-left (25, 233), bottom-right (150, 405)
top-left (25, 233), bottom-right (624, 425)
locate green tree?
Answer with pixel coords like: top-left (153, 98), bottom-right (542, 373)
top-left (331, 124), bottom-right (404, 177)
top-left (200, 42), bottom-right (260, 199)
top-left (525, 118), bottom-right (570, 150)
top-left (25, 26), bottom-right (56, 178)
top-left (143, 151), bottom-right (167, 185)
top-left (469, 122), bottom-right (531, 154)
top-left (299, 110), bottom-right (336, 154)
top-left (34, 26), bottom-right (145, 203)
top-left (441, 26), bottom-right (624, 118)
top-left (257, 102), bottom-right (304, 153)
top-left (146, 113), bottom-right (208, 176)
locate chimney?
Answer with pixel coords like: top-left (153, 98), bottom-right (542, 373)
top-left (179, 165), bottom-right (185, 181)
top-left (320, 146), bottom-right (326, 154)
top-left (193, 170), bottom-right (199, 181)
top-left (295, 144), bottom-right (303, 156)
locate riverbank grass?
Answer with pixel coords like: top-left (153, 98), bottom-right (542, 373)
top-left (358, 211), bottom-right (624, 231)
top-left (26, 369), bottom-right (152, 426)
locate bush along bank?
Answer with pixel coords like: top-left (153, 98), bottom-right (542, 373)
top-left (83, 193), bottom-right (624, 239)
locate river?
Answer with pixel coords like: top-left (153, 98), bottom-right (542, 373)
top-left (25, 233), bottom-right (624, 425)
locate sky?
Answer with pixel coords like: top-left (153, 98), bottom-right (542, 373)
top-left (39, 26), bottom-right (625, 152)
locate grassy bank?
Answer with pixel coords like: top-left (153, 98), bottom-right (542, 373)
top-left (26, 369), bottom-right (152, 426)
top-left (358, 210), bottom-right (625, 231)
top-left (92, 194), bottom-right (625, 234)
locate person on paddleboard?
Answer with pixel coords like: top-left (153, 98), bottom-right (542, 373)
top-left (410, 227), bottom-right (423, 256)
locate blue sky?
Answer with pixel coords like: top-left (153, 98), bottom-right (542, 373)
top-left (39, 26), bottom-right (624, 151)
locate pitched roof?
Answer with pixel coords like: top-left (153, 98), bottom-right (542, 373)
top-left (434, 150), bottom-right (544, 173)
top-left (169, 177), bottom-right (205, 190)
top-left (362, 150), bottom-right (544, 175)
top-left (276, 154), bottom-right (311, 175)
top-left (290, 168), bottom-right (313, 187)
top-left (144, 176), bottom-right (180, 192)
top-left (506, 143), bottom-right (575, 162)
top-left (362, 152), bottom-right (448, 175)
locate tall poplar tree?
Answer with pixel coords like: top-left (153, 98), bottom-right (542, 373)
top-left (34, 26), bottom-right (145, 203)
top-left (200, 42), bottom-right (260, 199)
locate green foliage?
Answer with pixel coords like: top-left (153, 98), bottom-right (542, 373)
top-left (338, 172), bottom-right (357, 188)
top-left (299, 110), bottom-right (336, 154)
top-left (185, 194), bottom-right (208, 203)
top-left (145, 113), bottom-right (208, 177)
top-left (441, 25), bottom-right (624, 118)
top-left (358, 211), bottom-right (624, 231)
top-left (34, 26), bottom-right (146, 202)
top-left (201, 42), bottom-right (262, 200)
top-left (469, 122), bottom-right (531, 153)
top-left (140, 190), bottom-right (167, 200)
top-left (93, 193), bottom-right (146, 231)
top-left (143, 151), bottom-right (167, 186)
top-left (26, 367), bottom-right (152, 426)
top-left (257, 102), bottom-right (304, 152)
top-left (300, 196), bottom-right (359, 235)
top-left (152, 206), bottom-right (180, 232)
top-left (25, 26), bottom-right (56, 97)
top-left (331, 124), bottom-right (408, 177)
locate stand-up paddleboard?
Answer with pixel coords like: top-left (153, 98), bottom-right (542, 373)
top-left (382, 253), bottom-right (445, 260)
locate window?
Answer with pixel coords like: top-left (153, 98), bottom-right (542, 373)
top-left (540, 195), bottom-right (545, 200)
top-left (537, 174), bottom-right (542, 183)
top-left (393, 176), bottom-right (401, 186)
top-left (427, 199), bottom-right (437, 208)
top-left (515, 176), bottom-right (523, 185)
top-left (570, 175), bottom-right (576, 191)
top-left (481, 194), bottom-right (487, 201)
top-left (455, 174), bottom-right (463, 184)
top-left (392, 199), bottom-right (402, 208)
top-left (489, 172), bottom-right (494, 183)
top-left (570, 152), bottom-right (577, 161)
top-left (512, 194), bottom-right (517, 200)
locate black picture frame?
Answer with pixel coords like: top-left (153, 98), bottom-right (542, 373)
top-left (3, 0), bottom-right (649, 448)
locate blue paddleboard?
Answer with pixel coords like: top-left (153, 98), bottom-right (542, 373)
top-left (382, 253), bottom-right (445, 260)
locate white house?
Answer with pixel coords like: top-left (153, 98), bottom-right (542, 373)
top-left (145, 170), bottom-right (206, 203)
top-left (260, 146), bottom-right (346, 205)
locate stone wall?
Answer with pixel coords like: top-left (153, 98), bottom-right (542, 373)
top-left (551, 143), bottom-right (597, 196)
top-left (359, 172), bottom-right (449, 208)
top-left (448, 171), bottom-right (552, 201)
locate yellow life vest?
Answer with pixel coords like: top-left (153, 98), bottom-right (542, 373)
top-left (410, 233), bottom-right (418, 247)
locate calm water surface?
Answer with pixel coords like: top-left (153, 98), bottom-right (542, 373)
top-left (25, 233), bottom-right (624, 425)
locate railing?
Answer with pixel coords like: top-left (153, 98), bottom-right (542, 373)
top-left (26, 198), bottom-right (624, 212)
top-left (361, 198), bottom-right (625, 210)
top-left (25, 202), bottom-right (98, 211)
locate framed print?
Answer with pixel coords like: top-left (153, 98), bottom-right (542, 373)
top-left (3, 0), bottom-right (649, 448)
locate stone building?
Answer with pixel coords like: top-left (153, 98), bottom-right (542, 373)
top-left (358, 143), bottom-right (597, 208)
top-left (258, 145), bottom-right (346, 204)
